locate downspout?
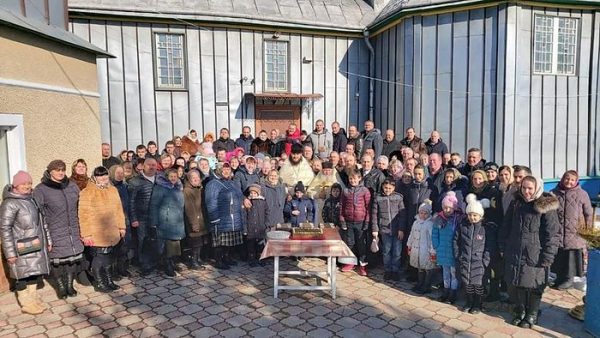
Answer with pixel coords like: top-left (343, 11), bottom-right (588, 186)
top-left (363, 28), bottom-right (375, 121)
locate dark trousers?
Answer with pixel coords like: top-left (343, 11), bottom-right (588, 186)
top-left (15, 276), bottom-right (41, 291)
top-left (246, 238), bottom-right (260, 261)
top-left (340, 222), bottom-right (367, 265)
top-left (511, 285), bottom-right (544, 315)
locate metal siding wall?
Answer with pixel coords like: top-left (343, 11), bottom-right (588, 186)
top-left (200, 28), bottom-right (216, 136)
top-left (494, 5), bottom-right (507, 165)
top-left (301, 35), bottom-right (314, 128)
top-left (122, 23), bottom-right (142, 148)
top-left (503, 5), bottom-right (517, 167)
top-left (324, 37), bottom-right (337, 126)
top-left (482, 7), bottom-right (498, 158)
top-left (374, 34), bottom-right (383, 127)
top-left (347, 38), bottom-right (360, 128)
top-left (421, 15), bottom-right (436, 135)
top-left (589, 12), bottom-right (600, 177)
top-left (335, 38), bottom-right (349, 129)
top-left (403, 19), bottom-right (414, 131)
top-left (169, 25), bottom-right (189, 139)
top-left (357, 39), bottom-right (370, 128)
top-left (313, 36), bottom-right (325, 124)
top-left (136, 23), bottom-right (157, 143)
top-left (451, 11), bottom-right (469, 154)
top-left (388, 26), bottom-right (397, 132)
top-left (412, 16), bottom-right (422, 133)
top-left (153, 24), bottom-right (172, 148)
top-left (187, 27), bottom-right (203, 135)
top-left (467, 9), bottom-right (484, 153)
top-left (395, 22), bottom-right (405, 135)
top-left (436, 13), bottom-right (452, 143)
top-left (513, 7), bottom-right (531, 168)
top-left (380, 30), bottom-right (389, 129)
top-left (88, 20), bottom-right (111, 147)
top-left (554, 10), bottom-right (569, 176)
top-left (227, 29), bottom-right (242, 136)
top-left (579, 12), bottom-right (593, 175)
top-left (213, 29), bottom-right (229, 132)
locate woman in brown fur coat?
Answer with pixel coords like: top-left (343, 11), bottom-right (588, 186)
top-left (78, 166), bottom-right (126, 293)
top-left (183, 169), bottom-right (208, 270)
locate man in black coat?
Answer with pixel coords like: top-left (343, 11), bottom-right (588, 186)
top-left (128, 158), bottom-right (158, 275)
top-left (425, 131), bottom-right (449, 157)
top-left (360, 154), bottom-right (386, 196)
top-left (213, 128), bottom-right (236, 153)
top-left (382, 129), bottom-right (402, 159)
top-left (331, 121), bottom-right (347, 154)
top-left (101, 143), bottom-right (121, 169)
top-left (460, 148), bottom-right (486, 177)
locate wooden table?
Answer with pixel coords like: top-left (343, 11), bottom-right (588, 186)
top-left (260, 228), bottom-right (355, 299)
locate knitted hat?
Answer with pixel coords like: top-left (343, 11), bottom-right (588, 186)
top-left (12, 170), bottom-right (32, 187)
top-left (294, 181), bottom-right (305, 193)
top-left (418, 199), bottom-right (433, 215)
top-left (441, 191), bottom-right (459, 209)
top-left (248, 184), bottom-right (261, 195)
top-left (465, 193), bottom-right (490, 217)
top-left (47, 159), bottom-right (66, 172)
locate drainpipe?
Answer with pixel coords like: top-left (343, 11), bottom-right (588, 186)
top-left (363, 28), bottom-right (375, 121)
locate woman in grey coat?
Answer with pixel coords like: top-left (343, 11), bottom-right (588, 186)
top-left (33, 160), bottom-right (85, 299)
top-left (0, 171), bottom-right (51, 314)
top-left (550, 170), bottom-right (593, 290)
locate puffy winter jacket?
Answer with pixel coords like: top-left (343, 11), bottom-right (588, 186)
top-left (213, 137), bottom-right (236, 153)
top-left (435, 181), bottom-right (466, 213)
top-left (128, 174), bottom-right (156, 229)
top-left (382, 138), bottom-right (402, 158)
top-left (551, 184), bottom-right (593, 250)
top-left (407, 216), bottom-right (436, 270)
top-left (453, 219), bottom-right (492, 286)
top-left (309, 129), bottom-right (333, 159)
top-left (340, 185), bottom-right (371, 225)
top-left (111, 179), bottom-right (130, 222)
top-left (361, 129), bottom-right (384, 159)
top-left (469, 183), bottom-right (504, 226)
top-left (322, 197), bottom-right (341, 225)
top-left (244, 197), bottom-right (268, 239)
top-left (33, 172), bottom-right (84, 260)
top-left (432, 211), bottom-right (461, 267)
top-left (347, 136), bottom-right (363, 157)
top-left (371, 192), bottom-right (406, 233)
top-left (1, 185), bottom-right (51, 279)
top-left (233, 167), bottom-right (260, 194)
top-left (501, 193), bottom-right (561, 288)
top-left (284, 196), bottom-right (315, 226)
top-left (204, 178), bottom-right (245, 233)
top-left (150, 176), bottom-right (185, 241)
top-left (261, 181), bottom-right (287, 227)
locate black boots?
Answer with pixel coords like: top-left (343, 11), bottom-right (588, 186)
top-left (66, 269), bottom-right (77, 297)
top-left (188, 248), bottom-right (203, 271)
top-left (213, 247), bottom-right (230, 270)
top-left (412, 270), bottom-right (425, 292)
top-left (463, 293), bottom-right (473, 312)
top-left (448, 290), bottom-right (458, 304)
top-left (439, 288), bottom-right (449, 302)
top-left (415, 270), bottom-right (432, 294)
top-left (92, 267), bottom-right (111, 293)
top-left (55, 275), bottom-right (68, 300)
top-left (164, 258), bottom-right (176, 278)
top-left (104, 266), bottom-right (120, 290)
top-left (485, 278), bottom-right (501, 302)
top-left (469, 294), bottom-right (482, 314)
top-left (519, 291), bottom-right (542, 328)
top-left (511, 305), bottom-right (526, 326)
top-left (117, 259), bottom-right (131, 278)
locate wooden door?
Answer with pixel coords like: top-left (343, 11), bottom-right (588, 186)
top-left (255, 105), bottom-right (301, 135)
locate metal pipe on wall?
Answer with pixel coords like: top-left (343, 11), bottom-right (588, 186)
top-left (363, 29), bottom-right (375, 121)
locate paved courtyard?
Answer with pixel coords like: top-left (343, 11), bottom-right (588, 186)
top-left (0, 258), bottom-right (590, 338)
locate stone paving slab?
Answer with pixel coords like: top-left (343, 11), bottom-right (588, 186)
top-left (0, 258), bottom-right (590, 337)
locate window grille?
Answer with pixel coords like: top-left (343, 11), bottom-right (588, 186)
top-left (155, 33), bottom-right (186, 89)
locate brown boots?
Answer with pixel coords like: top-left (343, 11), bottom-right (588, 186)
top-left (16, 285), bottom-right (46, 315)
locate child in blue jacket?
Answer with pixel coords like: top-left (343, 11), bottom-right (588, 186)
top-left (284, 182), bottom-right (315, 226)
top-left (432, 191), bottom-right (463, 304)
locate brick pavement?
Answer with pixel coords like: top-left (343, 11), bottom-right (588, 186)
top-left (0, 258), bottom-right (590, 337)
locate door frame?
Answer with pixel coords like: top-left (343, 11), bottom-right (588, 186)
top-left (0, 113), bottom-right (27, 176)
top-left (254, 104), bottom-right (302, 134)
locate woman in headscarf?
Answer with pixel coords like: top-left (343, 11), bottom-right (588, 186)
top-left (183, 169), bottom-right (208, 270)
top-left (550, 170), bottom-right (593, 290)
top-left (1, 171), bottom-right (51, 314)
top-left (500, 175), bottom-right (561, 329)
top-left (69, 159), bottom-right (90, 191)
top-left (79, 166), bottom-right (126, 293)
top-left (33, 160), bottom-right (84, 299)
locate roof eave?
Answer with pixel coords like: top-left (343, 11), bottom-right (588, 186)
top-left (68, 7), bottom-right (368, 35)
top-left (367, 0), bottom-right (600, 35)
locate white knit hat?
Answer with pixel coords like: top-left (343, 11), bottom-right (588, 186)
top-left (465, 194), bottom-right (490, 217)
top-left (418, 199), bottom-right (433, 215)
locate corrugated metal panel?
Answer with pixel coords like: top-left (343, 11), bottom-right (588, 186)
top-left (436, 13), bottom-right (452, 143)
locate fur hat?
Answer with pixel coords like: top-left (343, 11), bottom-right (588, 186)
top-left (465, 193), bottom-right (490, 217)
top-left (47, 159), bottom-right (66, 172)
top-left (12, 170), bottom-right (32, 187)
top-left (418, 199), bottom-right (433, 215)
top-left (294, 181), bottom-right (305, 193)
top-left (441, 191), bottom-right (459, 209)
top-left (248, 184), bottom-right (261, 195)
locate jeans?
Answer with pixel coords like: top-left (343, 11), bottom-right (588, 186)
top-left (381, 232), bottom-right (401, 272)
top-left (442, 265), bottom-right (459, 290)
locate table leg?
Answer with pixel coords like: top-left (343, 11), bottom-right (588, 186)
top-left (331, 257), bottom-right (337, 299)
top-left (274, 256), bottom-right (279, 299)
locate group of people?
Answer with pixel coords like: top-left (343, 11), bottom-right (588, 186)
top-left (0, 120), bottom-right (593, 331)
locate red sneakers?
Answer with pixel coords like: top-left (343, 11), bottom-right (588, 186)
top-left (358, 266), bottom-right (368, 276)
top-left (341, 264), bottom-right (355, 272)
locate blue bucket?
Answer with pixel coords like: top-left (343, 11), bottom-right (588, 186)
top-left (585, 250), bottom-right (600, 336)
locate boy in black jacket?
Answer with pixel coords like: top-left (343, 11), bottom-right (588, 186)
top-left (244, 184), bottom-right (269, 267)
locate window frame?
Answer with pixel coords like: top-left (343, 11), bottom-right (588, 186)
top-left (263, 39), bottom-right (290, 92)
top-left (152, 32), bottom-right (188, 91)
top-left (532, 14), bottom-right (579, 76)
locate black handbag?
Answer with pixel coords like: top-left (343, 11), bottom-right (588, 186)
top-left (16, 236), bottom-right (42, 255)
